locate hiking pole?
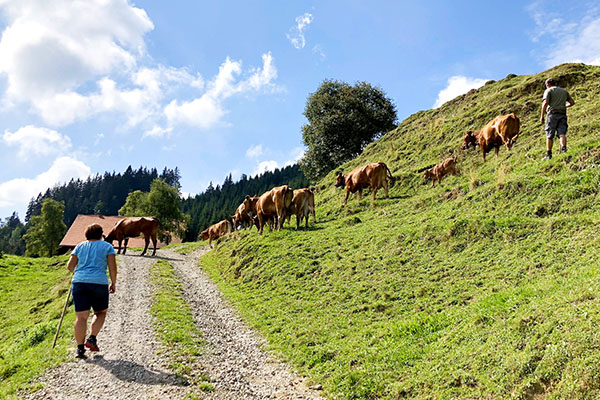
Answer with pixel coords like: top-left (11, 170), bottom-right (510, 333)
top-left (52, 284), bottom-right (72, 349)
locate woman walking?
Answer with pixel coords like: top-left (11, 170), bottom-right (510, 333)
top-left (67, 223), bottom-right (117, 359)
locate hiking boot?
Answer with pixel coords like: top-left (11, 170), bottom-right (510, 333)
top-left (541, 154), bottom-right (552, 161)
top-left (75, 347), bottom-right (87, 359)
top-left (559, 146), bottom-right (567, 154)
top-left (85, 336), bottom-right (99, 352)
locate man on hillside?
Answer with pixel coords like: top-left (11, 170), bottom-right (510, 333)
top-left (540, 78), bottom-right (575, 160)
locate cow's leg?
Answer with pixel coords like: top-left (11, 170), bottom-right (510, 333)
top-left (372, 187), bottom-right (378, 202)
top-left (495, 146), bottom-right (499, 157)
top-left (384, 181), bottom-right (389, 199)
top-left (296, 213), bottom-right (301, 230)
top-left (141, 236), bottom-right (149, 256)
top-left (123, 238), bottom-right (129, 255)
top-left (209, 237), bottom-right (213, 248)
top-left (358, 189), bottom-right (363, 201)
top-left (343, 188), bottom-right (350, 206)
top-left (482, 146), bottom-right (487, 162)
top-left (151, 234), bottom-right (157, 256)
top-left (257, 213), bottom-right (264, 235)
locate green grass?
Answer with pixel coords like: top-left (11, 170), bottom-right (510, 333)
top-left (0, 254), bottom-right (73, 399)
top-left (149, 259), bottom-right (212, 392)
top-left (197, 63), bottom-right (600, 399)
top-left (167, 242), bottom-right (208, 255)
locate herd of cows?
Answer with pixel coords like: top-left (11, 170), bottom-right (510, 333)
top-left (100, 112), bottom-right (521, 251)
top-left (200, 112), bottom-right (522, 246)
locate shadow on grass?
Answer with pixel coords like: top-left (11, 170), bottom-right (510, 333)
top-left (89, 355), bottom-right (187, 386)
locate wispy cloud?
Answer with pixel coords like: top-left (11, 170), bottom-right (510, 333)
top-left (246, 144), bottom-right (264, 158)
top-left (252, 160), bottom-right (279, 177)
top-left (433, 76), bottom-right (488, 108)
top-left (287, 13), bottom-right (313, 49)
top-left (527, 1), bottom-right (600, 66)
top-left (164, 52), bottom-right (278, 129)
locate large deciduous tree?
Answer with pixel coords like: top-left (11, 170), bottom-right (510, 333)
top-left (299, 80), bottom-right (397, 181)
top-left (119, 179), bottom-right (189, 244)
top-left (23, 199), bottom-right (66, 257)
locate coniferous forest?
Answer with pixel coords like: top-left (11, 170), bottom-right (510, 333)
top-left (0, 164), bottom-right (308, 255)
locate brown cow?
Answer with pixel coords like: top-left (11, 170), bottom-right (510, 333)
top-left (104, 217), bottom-right (159, 256)
top-left (423, 156), bottom-right (458, 187)
top-left (231, 197), bottom-right (258, 231)
top-left (199, 220), bottom-right (233, 248)
top-left (256, 185), bottom-right (293, 234)
top-left (286, 188), bottom-right (316, 229)
top-left (335, 162), bottom-right (393, 205)
top-left (477, 113), bottom-right (520, 161)
top-left (461, 130), bottom-right (481, 150)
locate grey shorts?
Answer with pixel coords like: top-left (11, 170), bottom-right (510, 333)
top-left (545, 112), bottom-right (568, 139)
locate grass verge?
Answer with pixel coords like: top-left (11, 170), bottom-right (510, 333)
top-left (0, 255), bottom-right (73, 399)
top-left (149, 259), bottom-right (213, 393)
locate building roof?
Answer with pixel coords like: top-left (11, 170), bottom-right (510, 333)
top-left (60, 215), bottom-right (181, 249)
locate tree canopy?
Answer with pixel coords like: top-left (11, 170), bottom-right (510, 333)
top-left (119, 179), bottom-right (189, 244)
top-left (299, 80), bottom-right (397, 181)
top-left (23, 199), bottom-right (66, 257)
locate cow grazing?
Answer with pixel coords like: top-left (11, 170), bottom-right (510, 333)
top-left (104, 217), bottom-right (159, 256)
top-left (287, 188), bottom-right (316, 229)
top-left (461, 130), bottom-right (481, 150)
top-left (423, 156), bottom-right (458, 187)
top-left (232, 197), bottom-right (259, 231)
top-left (256, 185), bottom-right (293, 234)
top-left (199, 220), bottom-right (233, 248)
top-left (477, 113), bottom-right (520, 161)
top-left (335, 162), bottom-right (394, 205)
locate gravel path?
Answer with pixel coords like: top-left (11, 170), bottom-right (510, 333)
top-left (25, 247), bottom-right (324, 400)
top-left (164, 247), bottom-right (323, 400)
top-left (26, 251), bottom-right (190, 400)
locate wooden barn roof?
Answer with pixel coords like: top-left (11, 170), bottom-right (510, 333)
top-left (60, 215), bottom-right (180, 249)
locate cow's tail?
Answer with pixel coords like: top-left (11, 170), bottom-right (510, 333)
top-left (384, 163), bottom-right (395, 187)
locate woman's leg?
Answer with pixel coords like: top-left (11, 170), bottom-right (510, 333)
top-left (74, 311), bottom-right (90, 345)
top-left (90, 309), bottom-right (108, 336)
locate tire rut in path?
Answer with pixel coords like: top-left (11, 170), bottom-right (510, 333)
top-left (164, 247), bottom-right (324, 400)
top-left (25, 251), bottom-right (191, 400)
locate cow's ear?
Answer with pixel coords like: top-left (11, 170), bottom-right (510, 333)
top-left (245, 195), bottom-right (250, 200)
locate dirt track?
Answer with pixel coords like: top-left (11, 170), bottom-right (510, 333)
top-left (25, 247), bottom-right (323, 400)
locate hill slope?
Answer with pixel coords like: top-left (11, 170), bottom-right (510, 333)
top-left (199, 63), bottom-right (600, 399)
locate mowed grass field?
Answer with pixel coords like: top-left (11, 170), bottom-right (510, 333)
top-left (199, 63), bottom-right (600, 399)
top-left (0, 255), bottom-right (73, 399)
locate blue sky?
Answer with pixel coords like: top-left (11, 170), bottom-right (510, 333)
top-left (0, 0), bottom-right (599, 220)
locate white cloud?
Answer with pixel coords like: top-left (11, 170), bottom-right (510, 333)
top-left (253, 160), bottom-right (279, 177)
top-left (0, 0), bottom-right (153, 101)
top-left (143, 125), bottom-right (173, 138)
top-left (287, 13), bottom-right (314, 49)
top-left (246, 144), bottom-right (264, 158)
top-left (544, 18), bottom-right (600, 66)
top-left (164, 52), bottom-right (278, 129)
top-left (527, 2), bottom-right (600, 66)
top-left (0, 156), bottom-right (91, 210)
top-left (433, 76), bottom-right (488, 108)
top-left (3, 125), bottom-right (71, 159)
top-left (285, 147), bottom-right (305, 166)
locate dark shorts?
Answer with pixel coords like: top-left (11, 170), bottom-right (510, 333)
top-left (545, 112), bottom-right (568, 139)
top-left (72, 282), bottom-right (109, 313)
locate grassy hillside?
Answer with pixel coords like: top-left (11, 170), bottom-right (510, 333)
top-left (199, 63), bottom-right (600, 399)
top-left (0, 255), bottom-right (73, 399)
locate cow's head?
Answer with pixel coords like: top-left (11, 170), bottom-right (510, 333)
top-left (243, 195), bottom-right (258, 216)
top-left (335, 171), bottom-right (345, 187)
top-left (423, 168), bottom-right (433, 181)
top-left (103, 230), bottom-right (115, 243)
top-left (461, 130), bottom-right (477, 150)
top-left (199, 229), bottom-right (209, 241)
